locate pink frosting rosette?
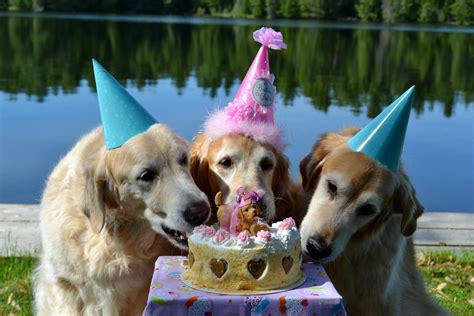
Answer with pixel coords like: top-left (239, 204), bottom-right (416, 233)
top-left (237, 230), bottom-right (251, 242)
top-left (193, 224), bottom-right (207, 233)
top-left (214, 229), bottom-right (231, 244)
top-left (280, 217), bottom-right (296, 230)
top-left (204, 226), bottom-right (217, 237)
top-left (256, 230), bottom-right (271, 242)
top-left (193, 225), bottom-right (216, 237)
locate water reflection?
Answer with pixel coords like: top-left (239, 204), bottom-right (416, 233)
top-left (0, 15), bottom-right (473, 211)
top-left (1, 15), bottom-right (472, 117)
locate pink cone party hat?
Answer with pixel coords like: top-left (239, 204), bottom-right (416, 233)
top-left (204, 27), bottom-right (287, 150)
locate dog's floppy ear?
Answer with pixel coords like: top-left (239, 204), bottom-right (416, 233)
top-left (272, 151), bottom-right (295, 221)
top-left (299, 151), bottom-right (323, 193)
top-left (299, 133), bottom-right (331, 192)
top-left (82, 153), bottom-right (119, 234)
top-left (189, 133), bottom-right (214, 201)
top-left (392, 169), bottom-right (424, 237)
top-left (300, 130), bottom-right (357, 193)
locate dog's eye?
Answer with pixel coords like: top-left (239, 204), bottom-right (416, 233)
top-left (179, 154), bottom-right (188, 166)
top-left (260, 158), bottom-right (274, 171)
top-left (218, 157), bottom-right (233, 168)
top-left (137, 169), bottom-right (156, 182)
top-left (327, 180), bottom-right (337, 197)
top-left (357, 204), bottom-right (376, 216)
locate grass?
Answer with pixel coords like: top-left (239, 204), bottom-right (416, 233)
top-left (0, 251), bottom-right (472, 315)
top-left (0, 257), bottom-right (36, 315)
top-left (417, 250), bottom-right (474, 315)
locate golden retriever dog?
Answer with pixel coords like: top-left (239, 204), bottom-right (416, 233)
top-left (298, 128), bottom-right (448, 316)
top-left (190, 133), bottom-right (294, 224)
top-left (35, 124), bottom-right (210, 315)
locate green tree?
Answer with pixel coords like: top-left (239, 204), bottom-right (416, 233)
top-left (382, 0), bottom-right (398, 22)
top-left (281, 0), bottom-right (300, 18)
top-left (236, 0), bottom-right (251, 16)
top-left (300, 0), bottom-right (331, 18)
top-left (356, 0), bottom-right (381, 21)
top-left (451, 0), bottom-right (474, 25)
top-left (396, 0), bottom-right (421, 22)
top-left (418, 1), bottom-right (439, 23)
top-left (439, 0), bottom-right (454, 22)
top-left (250, 0), bottom-right (264, 17)
top-left (299, 0), bottom-right (355, 19)
top-left (8, 0), bottom-right (32, 10)
top-left (265, 0), bottom-right (277, 18)
top-left (0, 0), bottom-right (9, 9)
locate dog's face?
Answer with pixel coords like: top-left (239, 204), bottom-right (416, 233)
top-left (190, 133), bottom-right (293, 223)
top-left (299, 129), bottom-right (423, 264)
top-left (83, 124), bottom-right (210, 249)
top-left (240, 203), bottom-right (262, 222)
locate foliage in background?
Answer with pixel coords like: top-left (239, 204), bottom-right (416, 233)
top-left (356, 0), bottom-right (382, 22)
top-left (0, 16), bottom-right (472, 117)
top-left (2, 0), bottom-right (474, 25)
top-left (450, 0), bottom-right (474, 24)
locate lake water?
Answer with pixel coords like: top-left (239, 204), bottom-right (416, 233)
top-left (0, 13), bottom-right (473, 212)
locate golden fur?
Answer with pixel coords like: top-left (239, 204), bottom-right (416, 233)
top-left (190, 132), bottom-right (295, 224)
top-left (35, 124), bottom-right (209, 315)
top-left (298, 128), bottom-right (448, 316)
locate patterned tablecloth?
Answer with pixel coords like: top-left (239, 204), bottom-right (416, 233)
top-left (143, 256), bottom-right (346, 316)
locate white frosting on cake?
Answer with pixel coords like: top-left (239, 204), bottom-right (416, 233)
top-left (190, 219), bottom-right (300, 252)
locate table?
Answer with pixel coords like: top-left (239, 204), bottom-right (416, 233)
top-left (144, 256), bottom-right (346, 316)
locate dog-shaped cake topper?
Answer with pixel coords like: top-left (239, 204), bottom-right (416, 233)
top-left (215, 187), bottom-right (269, 236)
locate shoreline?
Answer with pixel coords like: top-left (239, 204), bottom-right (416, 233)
top-left (1, 12), bottom-right (473, 33)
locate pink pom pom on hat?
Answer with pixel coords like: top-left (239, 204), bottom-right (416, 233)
top-left (204, 27), bottom-right (287, 150)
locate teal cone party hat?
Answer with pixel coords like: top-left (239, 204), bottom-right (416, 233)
top-left (92, 59), bottom-right (157, 149)
top-left (348, 86), bottom-right (416, 172)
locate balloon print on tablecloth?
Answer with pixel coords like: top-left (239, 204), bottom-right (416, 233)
top-left (151, 281), bottom-right (163, 289)
top-left (279, 295), bottom-right (308, 316)
top-left (177, 285), bottom-right (193, 292)
top-left (243, 296), bottom-right (270, 313)
top-left (167, 271), bottom-right (181, 280)
top-left (185, 296), bottom-right (212, 316)
top-left (302, 285), bottom-right (327, 296)
top-left (150, 297), bottom-right (167, 305)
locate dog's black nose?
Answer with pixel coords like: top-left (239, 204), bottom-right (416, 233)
top-left (306, 236), bottom-right (332, 260)
top-left (183, 201), bottom-right (210, 226)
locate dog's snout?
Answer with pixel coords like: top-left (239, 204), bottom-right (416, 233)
top-left (183, 201), bottom-right (210, 226)
top-left (306, 236), bottom-right (332, 261)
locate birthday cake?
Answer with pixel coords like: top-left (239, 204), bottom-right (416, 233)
top-left (183, 189), bottom-right (303, 292)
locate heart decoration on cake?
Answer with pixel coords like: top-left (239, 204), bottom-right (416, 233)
top-left (282, 256), bottom-right (294, 274)
top-left (248, 259), bottom-right (266, 279)
top-left (210, 258), bottom-right (228, 278)
top-left (188, 252), bottom-right (194, 268)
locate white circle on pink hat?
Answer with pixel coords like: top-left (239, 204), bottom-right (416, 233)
top-left (252, 77), bottom-right (274, 107)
